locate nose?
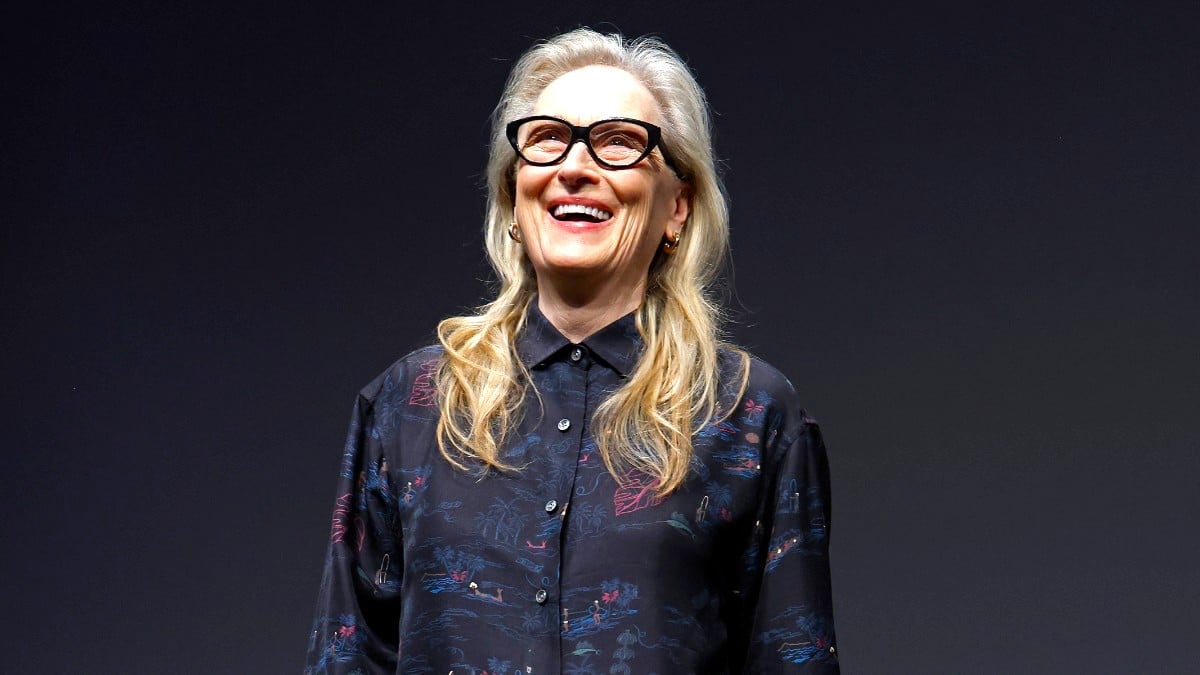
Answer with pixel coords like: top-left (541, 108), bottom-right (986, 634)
top-left (556, 140), bottom-right (600, 185)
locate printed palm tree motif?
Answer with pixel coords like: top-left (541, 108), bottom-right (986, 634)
top-left (614, 582), bottom-right (638, 611)
top-left (706, 481), bottom-right (735, 522)
top-left (473, 495), bottom-right (516, 541)
top-left (743, 398), bottom-right (766, 423)
top-left (521, 610), bottom-right (542, 632)
top-left (613, 469), bottom-right (663, 516)
top-left (311, 613), bottom-right (365, 669)
top-left (570, 501), bottom-right (607, 536)
top-left (548, 457), bottom-right (579, 489)
top-left (425, 546), bottom-right (488, 592)
top-left (486, 656), bottom-right (514, 673)
top-left (498, 509), bottom-right (530, 546)
top-left (599, 579), bottom-right (640, 615)
top-left (473, 508), bottom-right (498, 540)
top-left (609, 629), bottom-right (637, 674)
top-left (741, 391), bottom-right (773, 424)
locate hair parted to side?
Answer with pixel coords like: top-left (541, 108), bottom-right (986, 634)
top-left (435, 27), bottom-right (748, 496)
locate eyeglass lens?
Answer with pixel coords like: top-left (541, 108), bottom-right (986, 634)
top-left (514, 119), bottom-right (651, 167)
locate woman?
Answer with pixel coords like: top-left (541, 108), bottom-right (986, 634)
top-left (306, 28), bottom-right (839, 674)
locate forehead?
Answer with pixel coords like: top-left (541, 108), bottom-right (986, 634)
top-left (532, 65), bottom-right (661, 125)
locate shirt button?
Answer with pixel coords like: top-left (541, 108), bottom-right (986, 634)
top-left (569, 347), bottom-right (583, 362)
top-left (544, 499), bottom-right (558, 513)
top-left (534, 588), bottom-right (548, 604)
top-left (557, 418), bottom-right (571, 431)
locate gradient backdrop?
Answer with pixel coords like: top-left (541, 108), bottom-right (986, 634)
top-left (3, 2), bottom-right (1197, 672)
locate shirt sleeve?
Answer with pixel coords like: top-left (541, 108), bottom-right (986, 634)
top-left (305, 394), bottom-right (403, 674)
top-left (740, 418), bottom-right (840, 673)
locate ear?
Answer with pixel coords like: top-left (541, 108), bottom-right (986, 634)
top-left (664, 181), bottom-right (692, 238)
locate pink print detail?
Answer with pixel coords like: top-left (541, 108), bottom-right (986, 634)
top-left (329, 493), bottom-right (352, 543)
top-left (526, 540), bottom-right (547, 549)
top-left (354, 516), bottom-right (366, 552)
top-left (407, 359), bottom-right (438, 407)
top-left (613, 470), bottom-right (663, 516)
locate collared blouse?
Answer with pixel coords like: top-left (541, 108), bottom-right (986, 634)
top-left (305, 308), bottom-right (839, 674)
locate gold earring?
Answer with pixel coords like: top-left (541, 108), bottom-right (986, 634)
top-left (662, 231), bottom-right (681, 254)
top-left (508, 222), bottom-right (522, 243)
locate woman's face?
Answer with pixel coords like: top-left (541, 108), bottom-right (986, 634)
top-left (513, 65), bottom-right (689, 297)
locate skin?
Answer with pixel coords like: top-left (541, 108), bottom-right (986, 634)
top-left (513, 65), bottom-right (690, 343)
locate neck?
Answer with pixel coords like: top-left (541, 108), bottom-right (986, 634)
top-left (536, 275), bottom-right (645, 343)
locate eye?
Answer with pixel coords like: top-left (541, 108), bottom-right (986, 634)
top-left (523, 123), bottom-right (568, 146)
top-left (605, 134), bottom-right (635, 147)
top-left (591, 123), bottom-right (649, 155)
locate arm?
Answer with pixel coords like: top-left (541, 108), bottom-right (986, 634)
top-left (305, 394), bottom-right (402, 674)
top-left (739, 419), bottom-right (840, 673)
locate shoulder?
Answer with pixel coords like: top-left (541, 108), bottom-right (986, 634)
top-left (718, 346), bottom-right (820, 444)
top-left (357, 344), bottom-right (444, 407)
top-left (718, 347), bottom-right (808, 414)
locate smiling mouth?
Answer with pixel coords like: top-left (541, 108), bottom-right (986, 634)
top-left (551, 204), bottom-right (613, 222)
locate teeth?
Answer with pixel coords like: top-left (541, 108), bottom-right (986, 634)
top-left (552, 204), bottom-right (612, 220)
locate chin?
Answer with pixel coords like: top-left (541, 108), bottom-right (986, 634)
top-left (541, 256), bottom-right (610, 278)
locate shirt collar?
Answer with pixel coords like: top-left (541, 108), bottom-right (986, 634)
top-left (516, 301), bottom-right (644, 377)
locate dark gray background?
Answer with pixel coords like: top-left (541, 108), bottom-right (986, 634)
top-left (3, 1), bottom-right (1197, 672)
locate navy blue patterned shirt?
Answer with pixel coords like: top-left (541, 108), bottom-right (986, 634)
top-left (306, 307), bottom-right (839, 673)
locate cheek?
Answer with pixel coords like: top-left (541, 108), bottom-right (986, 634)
top-left (630, 180), bottom-right (679, 234)
top-left (513, 174), bottom-right (545, 227)
top-left (514, 167), bottom-right (549, 201)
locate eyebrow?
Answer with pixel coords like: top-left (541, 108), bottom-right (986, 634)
top-left (532, 113), bottom-right (660, 124)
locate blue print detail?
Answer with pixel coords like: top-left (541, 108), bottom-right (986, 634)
top-left (757, 606), bottom-right (837, 665)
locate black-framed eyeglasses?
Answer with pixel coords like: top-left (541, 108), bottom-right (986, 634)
top-left (506, 115), bottom-right (685, 179)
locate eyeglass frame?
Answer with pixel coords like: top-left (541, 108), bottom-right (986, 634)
top-left (505, 115), bottom-right (686, 180)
